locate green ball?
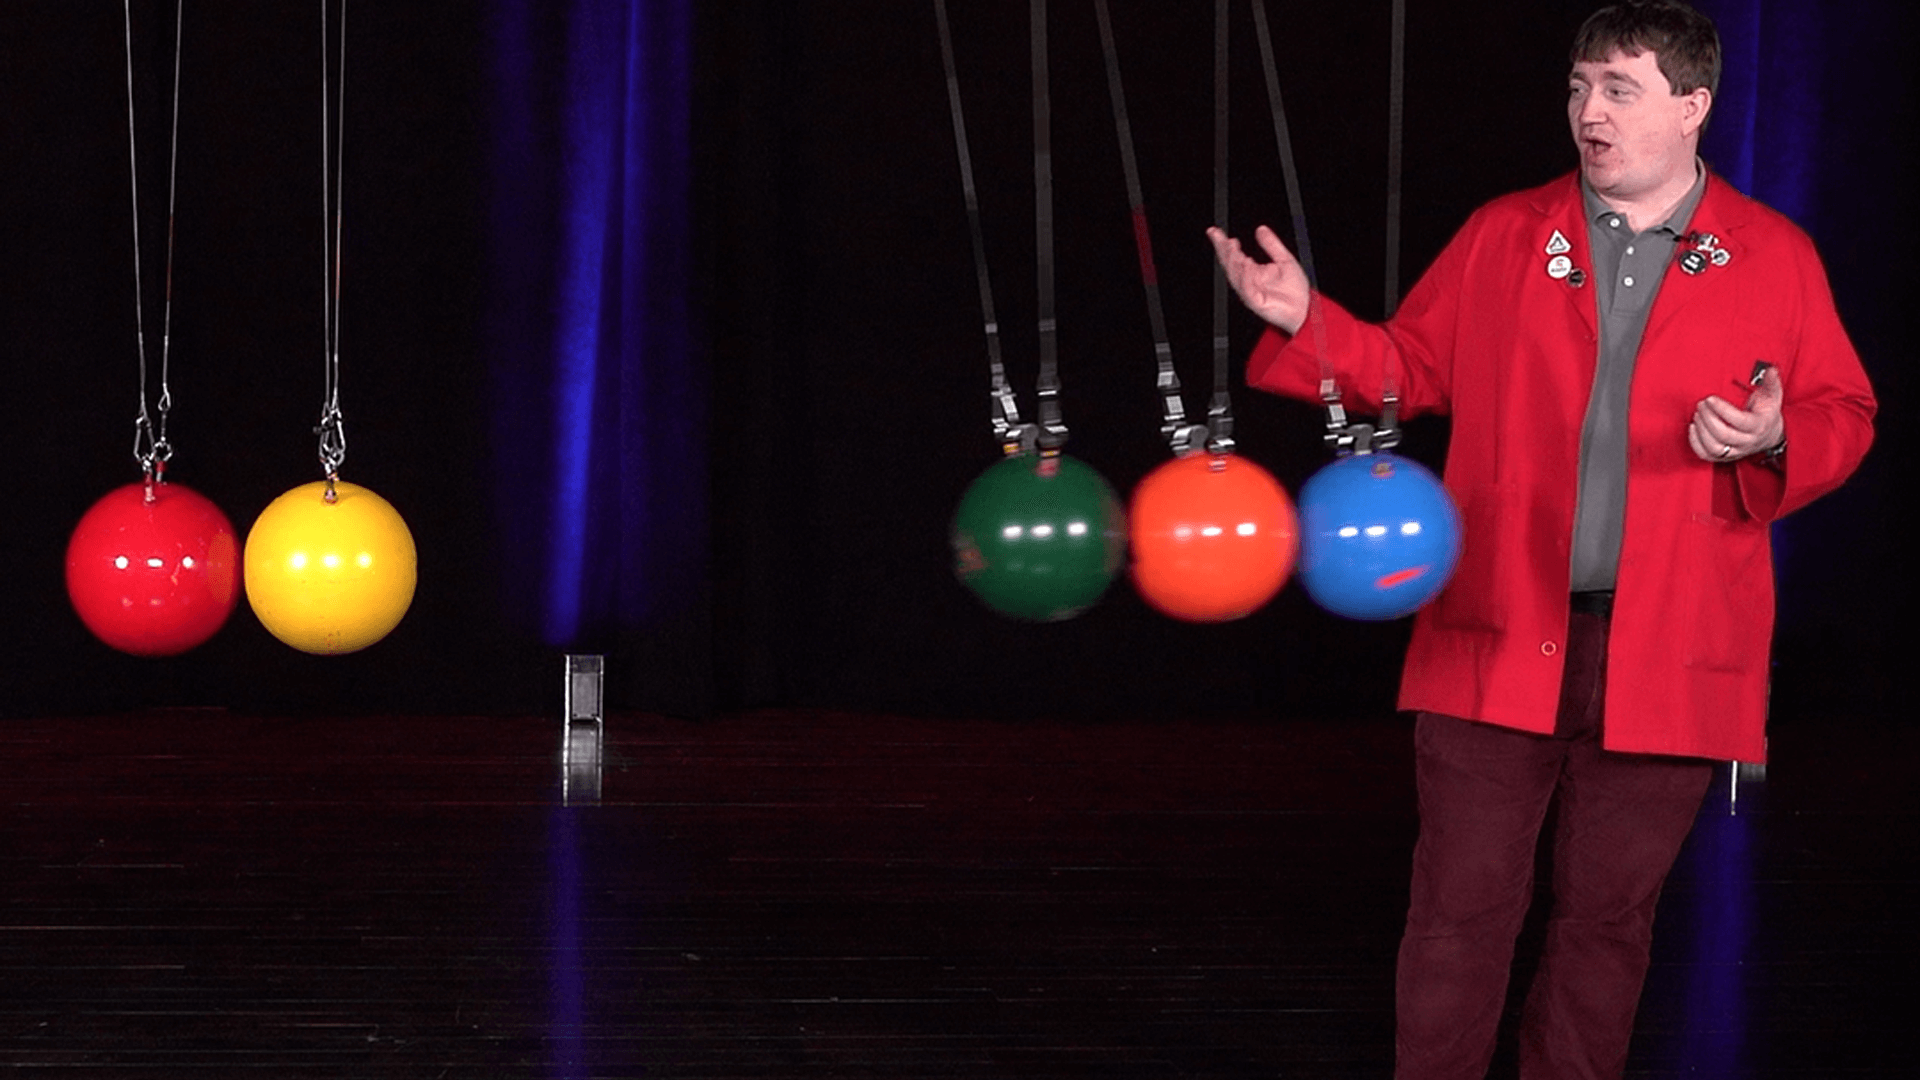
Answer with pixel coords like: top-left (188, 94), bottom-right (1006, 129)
top-left (951, 452), bottom-right (1126, 621)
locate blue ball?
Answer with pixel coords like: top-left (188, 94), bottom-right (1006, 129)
top-left (1297, 453), bottom-right (1461, 621)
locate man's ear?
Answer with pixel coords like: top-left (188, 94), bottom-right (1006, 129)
top-left (1682, 87), bottom-right (1712, 138)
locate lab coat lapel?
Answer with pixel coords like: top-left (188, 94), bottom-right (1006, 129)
top-left (1645, 175), bottom-right (1746, 341)
top-left (1533, 180), bottom-right (1598, 341)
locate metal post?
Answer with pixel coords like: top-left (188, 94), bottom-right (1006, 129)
top-left (562, 654), bottom-right (604, 804)
top-left (1729, 760), bottom-right (1766, 815)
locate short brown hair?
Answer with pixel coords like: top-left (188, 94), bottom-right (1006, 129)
top-left (1572, 1), bottom-right (1721, 98)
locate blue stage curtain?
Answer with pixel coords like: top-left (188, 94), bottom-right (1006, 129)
top-left (1682, 3), bottom-right (1895, 1063)
top-left (1695, 0), bottom-right (1900, 653)
top-left (485, 0), bottom-right (702, 651)
top-left (1697, 0), bottom-right (1822, 225)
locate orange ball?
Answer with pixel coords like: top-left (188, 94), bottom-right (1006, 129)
top-left (1129, 452), bottom-right (1299, 622)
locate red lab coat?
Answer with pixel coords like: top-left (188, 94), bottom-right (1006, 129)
top-left (1248, 172), bottom-right (1876, 762)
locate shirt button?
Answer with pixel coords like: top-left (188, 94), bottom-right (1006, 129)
top-left (1609, 217), bottom-right (1621, 228)
top-left (1623, 276), bottom-right (1636, 287)
top-left (1541, 641), bottom-right (1559, 656)
top-left (1626, 245), bottom-right (1635, 255)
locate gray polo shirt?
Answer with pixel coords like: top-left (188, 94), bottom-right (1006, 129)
top-left (1569, 167), bottom-right (1707, 593)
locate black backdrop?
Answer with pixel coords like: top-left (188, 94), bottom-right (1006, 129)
top-left (2, 1), bottom-right (525, 717)
top-left (4, 1), bottom-right (1911, 724)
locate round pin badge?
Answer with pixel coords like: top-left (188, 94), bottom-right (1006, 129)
top-left (1546, 255), bottom-right (1573, 280)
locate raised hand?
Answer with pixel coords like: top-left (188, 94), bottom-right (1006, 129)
top-left (1206, 224), bottom-right (1311, 336)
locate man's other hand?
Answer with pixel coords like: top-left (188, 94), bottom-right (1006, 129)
top-left (1207, 224), bottom-right (1311, 336)
top-left (1689, 364), bottom-right (1785, 463)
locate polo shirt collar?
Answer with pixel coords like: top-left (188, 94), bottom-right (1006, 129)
top-left (1582, 159), bottom-right (1707, 236)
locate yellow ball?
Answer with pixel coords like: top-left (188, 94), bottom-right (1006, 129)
top-left (243, 480), bottom-right (417, 655)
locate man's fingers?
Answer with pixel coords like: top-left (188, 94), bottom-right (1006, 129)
top-left (1207, 235), bottom-right (1249, 295)
top-left (1207, 228), bottom-right (1257, 281)
top-left (1688, 415), bottom-right (1751, 461)
top-left (1253, 224), bottom-right (1295, 266)
top-left (1693, 415), bottom-right (1737, 451)
top-left (1206, 224), bottom-right (1296, 273)
top-left (1697, 395), bottom-right (1765, 433)
top-left (1205, 224), bottom-right (1306, 334)
top-left (1694, 404), bottom-right (1754, 446)
top-left (1205, 226), bottom-right (1236, 260)
top-left (1686, 422), bottom-right (1717, 462)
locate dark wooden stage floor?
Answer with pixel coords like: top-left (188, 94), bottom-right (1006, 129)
top-left (1, 709), bottom-right (1911, 1077)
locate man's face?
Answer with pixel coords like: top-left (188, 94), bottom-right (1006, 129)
top-left (1568, 48), bottom-right (1709, 203)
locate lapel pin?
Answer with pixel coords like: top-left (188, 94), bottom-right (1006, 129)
top-left (1678, 231), bottom-right (1730, 274)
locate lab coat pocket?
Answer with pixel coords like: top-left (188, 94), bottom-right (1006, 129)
top-left (1680, 512), bottom-right (1774, 673)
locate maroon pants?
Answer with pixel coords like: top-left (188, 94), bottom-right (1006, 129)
top-left (1394, 609), bottom-right (1714, 1080)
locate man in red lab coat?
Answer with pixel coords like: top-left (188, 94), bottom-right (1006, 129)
top-left (1208, 3), bottom-right (1874, 1077)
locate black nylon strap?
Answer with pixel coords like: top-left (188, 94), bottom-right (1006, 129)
top-left (1091, 0), bottom-right (1188, 450)
top-left (1384, 0), bottom-right (1405, 320)
top-left (1208, 0), bottom-right (1234, 451)
top-left (1249, 0), bottom-right (1398, 451)
top-left (1376, 0), bottom-right (1406, 444)
top-left (932, 0), bottom-right (1022, 447)
top-left (1247, 1), bottom-right (1325, 363)
top-left (1031, 0), bottom-right (1065, 451)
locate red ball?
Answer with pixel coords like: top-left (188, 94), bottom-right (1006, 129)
top-left (65, 481), bottom-right (240, 656)
top-left (1129, 452), bottom-right (1299, 622)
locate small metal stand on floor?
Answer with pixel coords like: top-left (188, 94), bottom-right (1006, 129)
top-left (562, 654), bottom-right (604, 804)
top-left (1728, 759), bottom-right (1766, 815)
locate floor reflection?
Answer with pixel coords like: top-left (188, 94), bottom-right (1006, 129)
top-left (549, 803), bottom-right (588, 1078)
top-left (1669, 763), bottom-right (1759, 1078)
